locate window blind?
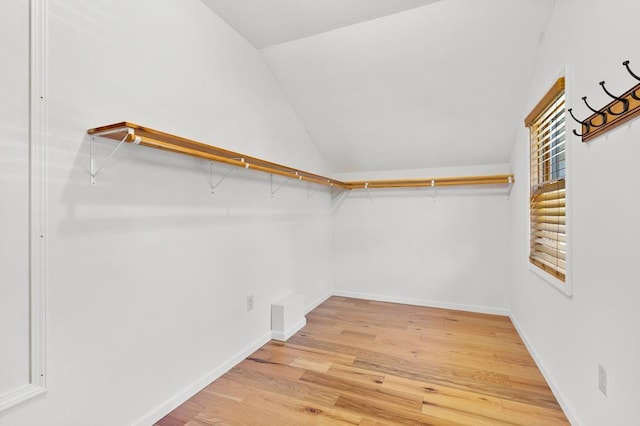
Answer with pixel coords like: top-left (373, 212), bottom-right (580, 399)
top-left (526, 78), bottom-right (566, 281)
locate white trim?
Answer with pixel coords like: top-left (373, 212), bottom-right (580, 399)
top-left (0, 384), bottom-right (46, 413)
top-left (272, 318), bottom-right (307, 341)
top-left (562, 63), bottom-right (574, 296)
top-left (528, 263), bottom-right (571, 297)
top-left (0, 0), bottom-right (49, 413)
top-left (305, 291), bottom-right (332, 314)
top-left (29, 0), bottom-right (47, 391)
top-left (510, 314), bottom-right (579, 425)
top-left (132, 331), bottom-right (273, 426)
top-left (332, 290), bottom-right (509, 316)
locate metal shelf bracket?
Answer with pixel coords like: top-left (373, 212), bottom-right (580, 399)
top-left (270, 174), bottom-right (290, 198)
top-left (364, 182), bottom-right (373, 202)
top-left (306, 181), bottom-right (317, 201)
top-left (90, 128), bottom-right (139, 185)
top-left (210, 161), bottom-right (238, 194)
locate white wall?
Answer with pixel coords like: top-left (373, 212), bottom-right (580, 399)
top-left (0, 1), bottom-right (332, 425)
top-left (509, 0), bottom-right (640, 424)
top-left (333, 164), bottom-right (511, 314)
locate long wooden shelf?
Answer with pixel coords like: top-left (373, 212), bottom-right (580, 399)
top-left (344, 175), bottom-right (513, 189)
top-left (88, 122), bottom-right (346, 188)
top-left (87, 122), bottom-right (514, 190)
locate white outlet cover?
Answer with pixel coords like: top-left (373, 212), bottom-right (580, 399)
top-left (598, 364), bottom-right (607, 396)
top-left (247, 295), bottom-right (255, 311)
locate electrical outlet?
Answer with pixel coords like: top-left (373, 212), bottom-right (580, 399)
top-left (598, 364), bottom-right (607, 396)
top-left (247, 295), bottom-right (254, 312)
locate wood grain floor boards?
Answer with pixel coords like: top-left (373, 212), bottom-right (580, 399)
top-left (156, 296), bottom-right (568, 425)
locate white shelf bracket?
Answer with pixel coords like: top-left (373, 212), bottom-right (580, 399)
top-left (330, 184), bottom-right (345, 201)
top-left (507, 176), bottom-right (514, 198)
top-left (270, 174), bottom-right (290, 198)
top-left (89, 129), bottom-right (137, 185)
top-left (210, 161), bottom-right (237, 194)
top-left (364, 182), bottom-right (373, 202)
top-left (431, 179), bottom-right (437, 201)
top-left (306, 181), bottom-right (317, 201)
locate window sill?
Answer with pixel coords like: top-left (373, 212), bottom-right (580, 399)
top-left (528, 263), bottom-right (572, 297)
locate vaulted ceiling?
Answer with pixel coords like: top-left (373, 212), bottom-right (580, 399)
top-left (202, 0), bottom-right (556, 173)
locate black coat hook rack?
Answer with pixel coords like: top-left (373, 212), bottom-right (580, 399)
top-left (569, 60), bottom-right (640, 142)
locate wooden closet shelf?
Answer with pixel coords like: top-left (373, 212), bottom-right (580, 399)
top-left (344, 175), bottom-right (514, 189)
top-left (87, 122), bottom-right (515, 190)
top-left (88, 122), bottom-right (345, 188)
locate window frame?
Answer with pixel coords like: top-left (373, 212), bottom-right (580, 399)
top-left (524, 75), bottom-right (572, 296)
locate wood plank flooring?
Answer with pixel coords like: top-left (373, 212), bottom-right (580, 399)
top-left (156, 297), bottom-right (568, 425)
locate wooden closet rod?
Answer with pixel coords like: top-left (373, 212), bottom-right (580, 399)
top-left (344, 175), bottom-right (514, 189)
top-left (87, 122), bottom-right (514, 190)
top-left (88, 122), bottom-right (346, 188)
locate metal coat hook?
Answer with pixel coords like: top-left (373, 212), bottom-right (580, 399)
top-left (622, 60), bottom-right (640, 100)
top-left (568, 108), bottom-right (590, 137)
top-left (573, 59), bottom-right (640, 142)
top-left (623, 60), bottom-right (640, 81)
top-left (582, 96), bottom-right (607, 127)
top-left (270, 174), bottom-right (290, 198)
top-left (599, 81), bottom-right (629, 115)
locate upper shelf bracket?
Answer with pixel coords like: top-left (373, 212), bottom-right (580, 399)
top-left (270, 174), bottom-right (290, 198)
top-left (89, 128), bottom-right (140, 185)
top-left (210, 161), bottom-right (238, 194)
top-left (306, 181), bottom-right (317, 201)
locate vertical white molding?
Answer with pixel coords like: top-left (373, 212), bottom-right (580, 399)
top-left (562, 63), bottom-right (574, 297)
top-left (29, 0), bottom-right (47, 391)
top-left (0, 0), bottom-right (47, 412)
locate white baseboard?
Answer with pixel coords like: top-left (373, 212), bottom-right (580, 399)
top-left (305, 291), bottom-right (333, 314)
top-left (132, 331), bottom-right (272, 426)
top-left (333, 290), bottom-right (510, 316)
top-left (509, 314), bottom-right (578, 425)
top-left (272, 318), bottom-right (307, 341)
top-left (0, 383), bottom-right (46, 413)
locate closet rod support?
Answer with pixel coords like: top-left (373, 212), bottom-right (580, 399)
top-left (90, 129), bottom-right (138, 185)
top-left (271, 174), bottom-right (290, 198)
top-left (306, 181), bottom-right (317, 201)
top-left (210, 162), bottom-right (237, 194)
top-left (331, 187), bottom-right (345, 201)
top-left (364, 182), bottom-right (373, 202)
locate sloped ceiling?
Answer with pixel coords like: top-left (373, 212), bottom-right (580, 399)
top-left (200, 0), bottom-right (440, 49)
top-left (203, 0), bottom-right (556, 173)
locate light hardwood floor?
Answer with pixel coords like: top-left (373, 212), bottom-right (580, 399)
top-left (156, 296), bottom-right (568, 425)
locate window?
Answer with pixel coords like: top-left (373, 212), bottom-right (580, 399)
top-left (524, 77), bottom-right (566, 282)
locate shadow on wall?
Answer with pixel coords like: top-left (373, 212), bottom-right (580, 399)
top-left (55, 133), bottom-right (333, 235)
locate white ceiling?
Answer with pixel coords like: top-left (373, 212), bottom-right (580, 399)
top-left (203, 0), bottom-right (556, 173)
top-left (200, 0), bottom-right (440, 49)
